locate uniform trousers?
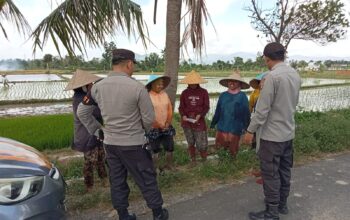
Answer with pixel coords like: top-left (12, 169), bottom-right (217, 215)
top-left (104, 144), bottom-right (164, 210)
top-left (258, 139), bottom-right (293, 205)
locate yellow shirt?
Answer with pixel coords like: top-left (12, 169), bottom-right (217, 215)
top-left (149, 91), bottom-right (173, 129)
top-left (249, 89), bottom-right (260, 113)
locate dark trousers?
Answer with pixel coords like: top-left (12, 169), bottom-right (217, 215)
top-left (258, 139), bottom-right (293, 205)
top-left (104, 144), bottom-right (164, 210)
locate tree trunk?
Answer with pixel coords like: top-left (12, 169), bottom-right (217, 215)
top-left (165, 0), bottom-right (182, 110)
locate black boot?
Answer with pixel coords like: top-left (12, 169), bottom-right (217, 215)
top-left (117, 208), bottom-right (136, 220)
top-left (278, 199), bottom-right (289, 215)
top-left (153, 208), bottom-right (169, 220)
top-left (248, 204), bottom-right (279, 220)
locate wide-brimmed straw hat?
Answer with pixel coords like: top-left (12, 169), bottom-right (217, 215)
top-left (249, 72), bottom-right (267, 89)
top-left (64, 69), bottom-right (101, 91)
top-left (219, 72), bottom-right (250, 89)
top-left (179, 70), bottom-right (207, 84)
top-left (145, 75), bottom-right (171, 91)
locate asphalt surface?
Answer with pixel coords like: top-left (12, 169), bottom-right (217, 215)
top-left (68, 153), bottom-right (350, 220)
top-left (137, 153), bottom-right (350, 220)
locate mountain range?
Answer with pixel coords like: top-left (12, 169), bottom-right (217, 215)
top-left (136, 52), bottom-right (350, 64)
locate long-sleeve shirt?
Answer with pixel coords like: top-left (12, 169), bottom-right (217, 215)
top-left (247, 62), bottom-right (301, 142)
top-left (149, 90), bottom-right (173, 129)
top-left (178, 86), bottom-right (210, 131)
top-left (210, 91), bottom-right (250, 135)
top-left (77, 72), bottom-right (155, 146)
top-left (249, 89), bottom-right (260, 113)
top-left (72, 88), bottom-right (102, 152)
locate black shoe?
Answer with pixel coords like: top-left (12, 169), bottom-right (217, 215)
top-left (278, 204), bottom-right (289, 215)
top-left (119, 213), bottom-right (136, 220)
top-left (153, 208), bottom-right (169, 220)
top-left (248, 204), bottom-right (279, 220)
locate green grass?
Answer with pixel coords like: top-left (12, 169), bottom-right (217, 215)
top-left (0, 114), bottom-right (73, 151)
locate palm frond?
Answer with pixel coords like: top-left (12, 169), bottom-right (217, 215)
top-left (0, 0), bottom-right (31, 39)
top-left (31, 0), bottom-right (149, 57)
top-left (181, 0), bottom-right (215, 56)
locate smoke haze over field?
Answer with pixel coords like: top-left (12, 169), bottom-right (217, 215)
top-left (0, 61), bottom-right (24, 71)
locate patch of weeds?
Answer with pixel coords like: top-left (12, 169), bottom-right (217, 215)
top-left (174, 145), bottom-right (190, 165)
top-left (66, 180), bottom-right (112, 210)
top-left (56, 158), bottom-right (84, 179)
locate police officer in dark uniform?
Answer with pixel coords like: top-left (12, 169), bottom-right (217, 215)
top-left (77, 49), bottom-right (169, 220)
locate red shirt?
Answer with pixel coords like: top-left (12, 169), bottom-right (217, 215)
top-left (179, 86), bottom-right (210, 131)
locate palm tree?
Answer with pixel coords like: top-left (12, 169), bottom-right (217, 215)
top-left (30, 0), bottom-right (148, 57)
top-left (0, 0), bottom-right (31, 39)
top-left (0, 0), bottom-right (148, 57)
top-left (163, 0), bottom-right (212, 107)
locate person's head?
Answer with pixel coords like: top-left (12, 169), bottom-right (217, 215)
top-left (179, 70), bottom-right (207, 86)
top-left (151, 78), bottom-right (164, 93)
top-left (219, 72), bottom-right (250, 90)
top-left (227, 80), bottom-right (241, 90)
top-left (189, 84), bottom-right (199, 89)
top-left (145, 75), bottom-right (171, 93)
top-left (111, 49), bottom-right (137, 76)
top-left (263, 42), bottom-right (285, 70)
top-left (249, 72), bottom-right (267, 90)
top-left (64, 69), bottom-right (101, 92)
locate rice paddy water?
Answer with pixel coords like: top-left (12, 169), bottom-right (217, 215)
top-left (0, 74), bottom-right (349, 117)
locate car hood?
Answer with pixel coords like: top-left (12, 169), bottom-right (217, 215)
top-left (0, 137), bottom-right (52, 178)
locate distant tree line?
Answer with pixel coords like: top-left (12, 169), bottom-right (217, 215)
top-left (1, 53), bottom-right (349, 73)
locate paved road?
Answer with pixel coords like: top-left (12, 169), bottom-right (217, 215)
top-left (138, 153), bottom-right (350, 220)
top-left (68, 153), bottom-right (350, 220)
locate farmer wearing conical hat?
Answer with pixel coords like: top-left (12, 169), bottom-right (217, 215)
top-left (210, 71), bottom-right (250, 158)
top-left (145, 74), bottom-right (176, 173)
top-left (65, 69), bottom-right (107, 192)
top-left (179, 70), bottom-right (210, 166)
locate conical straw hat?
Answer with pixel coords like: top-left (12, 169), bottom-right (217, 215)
top-left (64, 69), bottom-right (102, 91)
top-left (145, 74), bottom-right (171, 91)
top-left (219, 72), bottom-right (250, 89)
top-left (179, 70), bottom-right (207, 84)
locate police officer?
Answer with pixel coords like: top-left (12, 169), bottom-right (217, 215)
top-left (77, 49), bottom-right (169, 220)
top-left (244, 42), bottom-right (301, 220)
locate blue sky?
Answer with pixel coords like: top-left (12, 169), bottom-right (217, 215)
top-left (0, 0), bottom-right (349, 61)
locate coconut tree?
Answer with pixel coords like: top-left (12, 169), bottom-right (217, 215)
top-left (161, 0), bottom-right (212, 106)
top-left (0, 0), bottom-right (31, 38)
top-left (0, 0), bottom-right (148, 57)
top-left (30, 0), bottom-right (148, 57)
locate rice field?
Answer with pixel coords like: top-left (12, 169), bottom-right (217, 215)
top-left (1, 74), bottom-right (349, 101)
top-left (0, 74), bottom-right (349, 117)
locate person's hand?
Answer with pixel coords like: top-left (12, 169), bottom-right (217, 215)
top-left (164, 122), bottom-right (169, 128)
top-left (243, 132), bottom-right (254, 144)
top-left (182, 116), bottom-right (188, 121)
top-left (94, 128), bottom-right (104, 141)
top-left (162, 122), bottom-right (170, 131)
top-left (195, 115), bottom-right (201, 123)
